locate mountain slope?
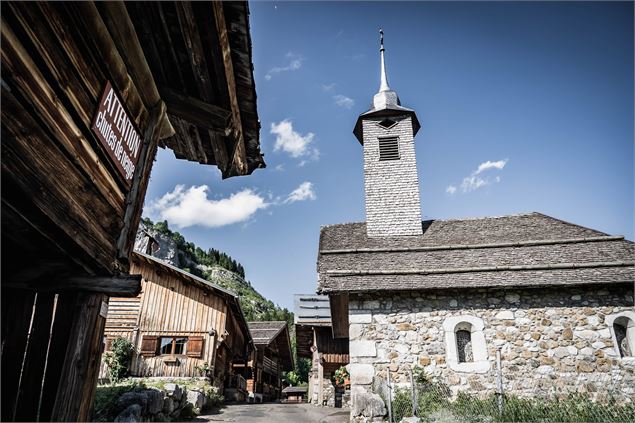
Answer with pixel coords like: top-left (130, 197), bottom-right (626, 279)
top-left (136, 218), bottom-right (293, 324)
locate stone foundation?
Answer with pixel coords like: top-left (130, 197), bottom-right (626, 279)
top-left (348, 284), bottom-right (634, 415)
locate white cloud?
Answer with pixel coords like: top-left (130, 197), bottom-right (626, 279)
top-left (333, 95), bottom-right (355, 109)
top-left (321, 83), bottom-right (336, 92)
top-left (285, 182), bottom-right (316, 203)
top-left (270, 119), bottom-right (318, 160)
top-left (147, 185), bottom-right (268, 229)
top-left (265, 52), bottom-right (304, 81)
top-left (475, 159), bottom-right (508, 175)
top-left (448, 159), bottom-right (508, 194)
top-left (460, 175), bottom-right (489, 192)
top-left (274, 164), bottom-right (285, 171)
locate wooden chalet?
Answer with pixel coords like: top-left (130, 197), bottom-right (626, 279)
top-left (295, 295), bottom-right (349, 407)
top-left (245, 321), bottom-right (294, 401)
top-left (102, 253), bottom-right (252, 393)
top-left (1, 2), bottom-right (263, 421)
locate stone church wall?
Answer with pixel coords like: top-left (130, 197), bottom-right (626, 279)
top-left (348, 284), bottom-right (634, 401)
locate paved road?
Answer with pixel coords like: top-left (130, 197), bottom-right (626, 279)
top-left (197, 402), bottom-right (350, 423)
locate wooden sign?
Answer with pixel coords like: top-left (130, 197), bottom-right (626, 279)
top-left (91, 81), bottom-right (143, 186)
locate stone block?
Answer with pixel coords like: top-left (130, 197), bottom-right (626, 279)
top-left (186, 390), bottom-right (205, 410)
top-left (165, 383), bottom-right (183, 401)
top-left (350, 340), bottom-right (377, 357)
top-left (350, 363), bottom-right (375, 385)
top-left (495, 311), bottom-right (514, 320)
top-left (162, 397), bottom-right (175, 415)
top-left (114, 404), bottom-right (142, 422)
top-left (146, 388), bottom-right (164, 414)
top-left (350, 313), bottom-right (372, 324)
top-left (350, 324), bottom-right (364, 339)
top-left (116, 392), bottom-right (148, 414)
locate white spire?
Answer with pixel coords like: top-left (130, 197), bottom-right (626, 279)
top-left (379, 29), bottom-right (390, 92)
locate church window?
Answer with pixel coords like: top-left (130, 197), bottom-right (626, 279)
top-left (443, 315), bottom-right (490, 373)
top-left (606, 312), bottom-right (635, 359)
top-left (378, 137), bottom-right (399, 161)
top-left (456, 328), bottom-right (473, 363)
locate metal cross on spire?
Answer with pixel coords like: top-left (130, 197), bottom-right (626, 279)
top-left (379, 28), bottom-right (390, 92)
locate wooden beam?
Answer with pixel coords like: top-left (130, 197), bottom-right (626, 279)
top-left (160, 85), bottom-right (231, 131)
top-left (116, 100), bottom-right (166, 261)
top-left (4, 274), bottom-right (142, 297)
top-left (95, 1), bottom-right (174, 139)
top-left (51, 293), bottom-right (108, 421)
top-left (212, 2), bottom-right (248, 176)
top-left (329, 294), bottom-right (349, 339)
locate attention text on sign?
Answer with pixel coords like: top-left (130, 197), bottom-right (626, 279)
top-left (91, 81), bottom-right (142, 186)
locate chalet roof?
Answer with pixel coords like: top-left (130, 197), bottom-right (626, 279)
top-left (248, 321), bottom-right (293, 371)
top-left (248, 321), bottom-right (288, 345)
top-left (317, 212), bottom-right (635, 293)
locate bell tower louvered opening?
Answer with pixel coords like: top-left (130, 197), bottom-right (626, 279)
top-left (378, 137), bottom-right (400, 161)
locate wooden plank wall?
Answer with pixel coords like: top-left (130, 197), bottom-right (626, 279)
top-left (1, 2), bottom-right (154, 274)
top-left (101, 259), bottom-right (233, 378)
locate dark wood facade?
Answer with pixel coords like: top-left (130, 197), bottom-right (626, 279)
top-left (1, 2), bottom-right (263, 421)
top-left (101, 253), bottom-right (252, 389)
top-left (244, 322), bottom-right (294, 401)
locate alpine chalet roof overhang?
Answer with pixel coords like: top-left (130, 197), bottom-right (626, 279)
top-left (126, 1), bottom-right (265, 177)
top-left (247, 321), bottom-right (294, 371)
top-left (317, 212), bottom-right (635, 294)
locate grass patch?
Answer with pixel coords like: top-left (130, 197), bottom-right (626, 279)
top-left (389, 386), bottom-right (635, 423)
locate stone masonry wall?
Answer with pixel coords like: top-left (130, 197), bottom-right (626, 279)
top-left (362, 116), bottom-right (422, 237)
top-left (348, 284), bottom-right (634, 402)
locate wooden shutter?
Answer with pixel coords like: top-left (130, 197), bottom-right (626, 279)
top-left (187, 336), bottom-right (204, 358)
top-left (140, 335), bottom-right (158, 356)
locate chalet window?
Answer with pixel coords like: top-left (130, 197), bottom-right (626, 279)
top-left (443, 315), bottom-right (489, 373)
top-left (378, 137), bottom-right (399, 161)
top-left (159, 337), bottom-right (188, 355)
top-left (606, 312), bottom-right (635, 359)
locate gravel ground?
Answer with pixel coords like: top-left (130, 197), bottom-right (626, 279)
top-left (197, 402), bottom-right (350, 423)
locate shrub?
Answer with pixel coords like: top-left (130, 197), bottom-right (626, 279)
top-left (103, 337), bottom-right (134, 383)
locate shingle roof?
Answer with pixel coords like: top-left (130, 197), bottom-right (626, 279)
top-left (317, 212), bottom-right (635, 293)
top-left (247, 321), bottom-right (288, 346)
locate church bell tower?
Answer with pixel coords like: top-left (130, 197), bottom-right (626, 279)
top-left (353, 30), bottom-right (423, 237)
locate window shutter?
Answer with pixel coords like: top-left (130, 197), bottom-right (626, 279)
top-left (187, 336), bottom-right (204, 358)
top-left (140, 335), bottom-right (158, 356)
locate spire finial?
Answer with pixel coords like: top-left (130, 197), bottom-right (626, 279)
top-left (379, 28), bottom-right (390, 92)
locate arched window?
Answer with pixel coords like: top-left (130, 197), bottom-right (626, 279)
top-left (607, 312), bottom-right (635, 359)
top-left (443, 316), bottom-right (489, 373)
top-left (456, 326), bottom-right (473, 363)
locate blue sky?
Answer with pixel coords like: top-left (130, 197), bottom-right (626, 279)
top-left (144, 1), bottom-right (634, 310)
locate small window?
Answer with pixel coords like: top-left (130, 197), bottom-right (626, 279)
top-left (378, 137), bottom-right (399, 161)
top-left (606, 312), bottom-right (635, 359)
top-left (456, 328), bottom-right (473, 363)
top-left (159, 337), bottom-right (188, 355)
top-left (443, 315), bottom-right (489, 373)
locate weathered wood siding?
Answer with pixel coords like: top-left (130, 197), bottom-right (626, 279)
top-left (102, 258), bottom-right (232, 378)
